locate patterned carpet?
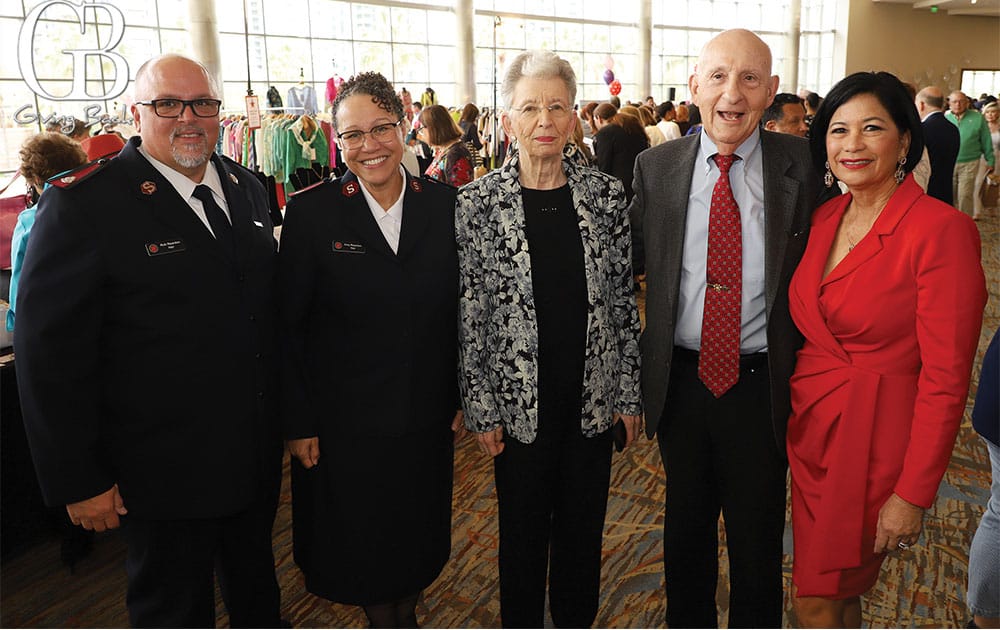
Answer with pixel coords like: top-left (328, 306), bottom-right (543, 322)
top-left (0, 206), bottom-right (996, 629)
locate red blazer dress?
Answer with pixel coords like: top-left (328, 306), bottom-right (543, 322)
top-left (787, 175), bottom-right (987, 598)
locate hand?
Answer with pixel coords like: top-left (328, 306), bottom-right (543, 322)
top-left (288, 437), bottom-right (320, 469)
top-left (66, 484), bottom-right (127, 532)
top-left (476, 426), bottom-right (505, 458)
top-left (616, 413), bottom-right (643, 449)
top-left (451, 410), bottom-right (468, 443)
top-left (874, 493), bottom-right (924, 553)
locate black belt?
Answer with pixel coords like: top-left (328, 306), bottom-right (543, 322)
top-left (673, 346), bottom-right (768, 369)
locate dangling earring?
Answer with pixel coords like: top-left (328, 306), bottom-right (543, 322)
top-left (894, 156), bottom-right (907, 184)
top-left (824, 161), bottom-right (834, 188)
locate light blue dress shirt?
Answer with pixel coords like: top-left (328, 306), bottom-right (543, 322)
top-left (674, 128), bottom-right (768, 354)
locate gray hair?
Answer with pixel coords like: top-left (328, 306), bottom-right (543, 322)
top-left (500, 50), bottom-right (577, 110)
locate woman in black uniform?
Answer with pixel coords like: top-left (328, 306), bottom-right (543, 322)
top-left (278, 72), bottom-right (462, 628)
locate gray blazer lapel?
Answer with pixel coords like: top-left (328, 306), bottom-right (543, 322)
top-left (760, 132), bottom-right (801, 321)
top-left (654, 137), bottom-right (699, 303)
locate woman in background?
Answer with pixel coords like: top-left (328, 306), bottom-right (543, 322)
top-left (458, 103), bottom-right (484, 153)
top-left (7, 132), bottom-right (87, 331)
top-left (420, 104), bottom-right (475, 187)
top-left (591, 102), bottom-right (648, 203)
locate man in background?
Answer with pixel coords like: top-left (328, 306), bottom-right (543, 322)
top-left (916, 86), bottom-right (960, 205)
top-left (947, 90), bottom-right (995, 217)
top-left (762, 92), bottom-right (808, 137)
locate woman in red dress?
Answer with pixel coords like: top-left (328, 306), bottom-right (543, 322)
top-left (787, 71), bottom-right (987, 627)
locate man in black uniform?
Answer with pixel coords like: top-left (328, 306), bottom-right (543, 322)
top-left (15, 54), bottom-right (282, 627)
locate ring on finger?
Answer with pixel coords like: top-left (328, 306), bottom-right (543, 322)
top-left (897, 541), bottom-right (911, 550)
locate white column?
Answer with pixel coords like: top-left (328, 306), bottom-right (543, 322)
top-left (455, 0), bottom-right (475, 106)
top-left (784, 0), bottom-right (802, 92)
top-left (187, 0), bottom-right (223, 93)
top-left (639, 0), bottom-right (652, 100)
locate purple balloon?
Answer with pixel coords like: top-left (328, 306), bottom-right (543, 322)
top-left (603, 69), bottom-right (614, 85)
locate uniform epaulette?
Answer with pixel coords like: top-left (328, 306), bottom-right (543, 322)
top-left (418, 175), bottom-right (456, 191)
top-left (46, 157), bottom-right (113, 189)
top-left (289, 176), bottom-right (334, 198)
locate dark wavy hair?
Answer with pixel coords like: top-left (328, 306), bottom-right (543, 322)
top-left (808, 71), bottom-right (924, 177)
top-left (331, 72), bottom-right (404, 130)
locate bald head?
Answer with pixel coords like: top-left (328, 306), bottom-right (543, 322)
top-left (915, 86), bottom-right (945, 118)
top-left (690, 29), bottom-right (778, 153)
top-left (698, 29), bottom-right (774, 77)
top-left (135, 54), bottom-right (218, 101)
top-left (131, 54), bottom-right (221, 181)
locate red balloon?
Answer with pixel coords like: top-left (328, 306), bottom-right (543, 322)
top-left (609, 79), bottom-right (622, 96)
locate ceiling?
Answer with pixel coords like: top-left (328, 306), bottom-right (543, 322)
top-left (872, 0), bottom-right (1000, 17)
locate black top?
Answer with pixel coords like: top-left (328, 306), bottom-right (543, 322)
top-left (593, 123), bottom-right (649, 203)
top-left (460, 120), bottom-right (482, 151)
top-left (522, 184), bottom-right (587, 439)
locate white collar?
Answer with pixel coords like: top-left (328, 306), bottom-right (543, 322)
top-left (138, 143), bottom-right (224, 201)
top-left (359, 166), bottom-right (406, 223)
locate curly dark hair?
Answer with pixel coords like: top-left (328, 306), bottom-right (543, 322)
top-left (331, 72), bottom-right (404, 130)
top-left (19, 132), bottom-right (88, 191)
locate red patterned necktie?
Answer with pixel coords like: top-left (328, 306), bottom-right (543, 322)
top-left (699, 153), bottom-right (741, 398)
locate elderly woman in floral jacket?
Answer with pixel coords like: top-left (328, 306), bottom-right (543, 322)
top-left (455, 49), bottom-right (642, 629)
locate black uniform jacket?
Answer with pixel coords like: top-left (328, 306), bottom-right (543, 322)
top-left (278, 170), bottom-right (459, 442)
top-left (14, 137), bottom-right (282, 520)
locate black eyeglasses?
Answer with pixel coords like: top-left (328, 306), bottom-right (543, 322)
top-left (336, 119), bottom-right (404, 149)
top-left (136, 98), bottom-right (222, 118)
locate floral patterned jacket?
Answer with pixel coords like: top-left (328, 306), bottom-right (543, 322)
top-left (456, 154), bottom-right (642, 444)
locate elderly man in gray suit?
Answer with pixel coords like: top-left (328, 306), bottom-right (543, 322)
top-left (630, 29), bottom-right (829, 628)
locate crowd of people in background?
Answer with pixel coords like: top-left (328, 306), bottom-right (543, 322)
top-left (3, 29), bottom-right (999, 630)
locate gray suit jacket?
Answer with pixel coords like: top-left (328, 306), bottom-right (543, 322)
top-left (630, 131), bottom-right (829, 454)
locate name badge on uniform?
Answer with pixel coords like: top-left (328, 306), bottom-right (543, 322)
top-left (145, 240), bottom-right (186, 257)
top-left (332, 240), bottom-right (365, 254)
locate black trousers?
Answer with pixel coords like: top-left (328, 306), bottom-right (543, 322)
top-left (122, 493), bottom-right (281, 628)
top-left (657, 348), bottom-right (786, 628)
top-left (494, 423), bottom-right (613, 628)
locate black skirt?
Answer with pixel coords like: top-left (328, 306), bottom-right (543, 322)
top-left (290, 425), bottom-right (454, 605)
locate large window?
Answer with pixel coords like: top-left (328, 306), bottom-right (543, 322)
top-left (798, 0), bottom-right (838, 96)
top-left (472, 0), bottom-right (641, 110)
top-left (962, 70), bottom-right (1000, 102)
top-left (1, 0), bottom-right (843, 174)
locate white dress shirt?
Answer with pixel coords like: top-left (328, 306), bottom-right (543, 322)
top-left (674, 128), bottom-right (768, 354)
top-left (138, 144), bottom-right (231, 236)
top-left (359, 166), bottom-right (406, 253)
